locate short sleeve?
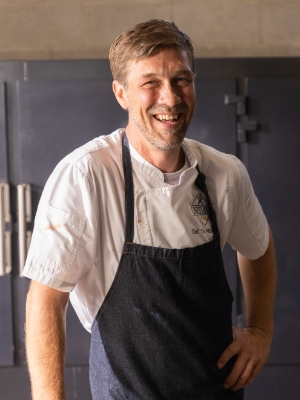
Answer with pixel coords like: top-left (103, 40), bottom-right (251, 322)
top-left (226, 156), bottom-right (269, 260)
top-left (23, 155), bottom-right (99, 291)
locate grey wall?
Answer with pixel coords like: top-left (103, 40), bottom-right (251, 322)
top-left (0, 1), bottom-right (300, 60)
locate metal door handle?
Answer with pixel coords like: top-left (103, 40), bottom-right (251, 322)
top-left (17, 184), bottom-right (32, 276)
top-left (0, 183), bottom-right (12, 276)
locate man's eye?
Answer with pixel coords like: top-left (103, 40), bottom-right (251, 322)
top-left (143, 81), bottom-right (158, 87)
top-left (175, 78), bottom-right (191, 86)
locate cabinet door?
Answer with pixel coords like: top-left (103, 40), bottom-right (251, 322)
top-left (14, 79), bottom-right (127, 399)
top-left (0, 82), bottom-right (14, 367)
top-left (187, 77), bottom-right (239, 324)
top-left (16, 78), bottom-right (128, 363)
top-left (244, 78), bottom-right (300, 399)
top-left (187, 77), bottom-right (237, 155)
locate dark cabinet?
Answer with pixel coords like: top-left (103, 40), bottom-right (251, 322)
top-left (244, 78), bottom-right (300, 400)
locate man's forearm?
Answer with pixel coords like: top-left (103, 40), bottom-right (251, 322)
top-left (218, 225), bottom-right (276, 391)
top-left (25, 281), bottom-right (69, 400)
top-left (238, 226), bottom-right (277, 334)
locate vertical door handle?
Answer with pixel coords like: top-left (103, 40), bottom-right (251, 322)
top-left (17, 184), bottom-right (32, 276)
top-left (0, 183), bottom-right (12, 276)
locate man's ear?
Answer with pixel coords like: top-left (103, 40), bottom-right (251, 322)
top-left (112, 80), bottom-right (128, 110)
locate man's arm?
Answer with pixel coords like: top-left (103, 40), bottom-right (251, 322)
top-left (25, 280), bottom-right (70, 400)
top-left (217, 226), bottom-right (276, 391)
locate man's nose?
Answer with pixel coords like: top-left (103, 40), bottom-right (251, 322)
top-left (157, 82), bottom-right (181, 107)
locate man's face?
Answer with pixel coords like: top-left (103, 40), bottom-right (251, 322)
top-left (114, 48), bottom-right (196, 152)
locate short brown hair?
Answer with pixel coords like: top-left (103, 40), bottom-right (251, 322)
top-left (109, 19), bottom-right (195, 86)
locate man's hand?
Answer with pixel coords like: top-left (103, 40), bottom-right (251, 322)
top-left (217, 326), bottom-right (272, 391)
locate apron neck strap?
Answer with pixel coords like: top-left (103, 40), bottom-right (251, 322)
top-left (122, 133), bottom-right (135, 244)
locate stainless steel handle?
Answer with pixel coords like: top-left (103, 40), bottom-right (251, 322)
top-left (0, 183), bottom-right (12, 276)
top-left (17, 184), bottom-right (32, 276)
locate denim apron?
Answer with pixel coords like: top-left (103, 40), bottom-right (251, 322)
top-left (89, 134), bottom-right (244, 400)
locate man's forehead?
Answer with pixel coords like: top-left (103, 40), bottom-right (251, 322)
top-left (139, 69), bottom-right (193, 79)
top-left (126, 48), bottom-right (193, 77)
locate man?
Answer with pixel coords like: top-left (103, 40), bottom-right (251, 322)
top-left (24, 19), bottom-right (276, 400)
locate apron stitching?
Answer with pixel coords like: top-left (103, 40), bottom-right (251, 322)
top-left (122, 243), bottom-right (219, 259)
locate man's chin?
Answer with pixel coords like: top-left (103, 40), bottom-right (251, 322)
top-left (148, 134), bottom-right (185, 152)
top-left (131, 117), bottom-right (187, 151)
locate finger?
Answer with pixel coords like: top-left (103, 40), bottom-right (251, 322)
top-left (241, 363), bottom-right (263, 388)
top-left (217, 341), bottom-right (241, 369)
top-left (222, 355), bottom-right (249, 390)
top-left (230, 360), bottom-right (255, 391)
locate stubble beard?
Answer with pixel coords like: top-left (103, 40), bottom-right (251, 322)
top-left (128, 106), bottom-right (191, 151)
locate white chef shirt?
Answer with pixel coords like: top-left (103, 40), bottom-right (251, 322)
top-left (23, 129), bottom-right (269, 332)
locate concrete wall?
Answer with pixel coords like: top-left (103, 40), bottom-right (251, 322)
top-left (1, 0), bottom-right (300, 60)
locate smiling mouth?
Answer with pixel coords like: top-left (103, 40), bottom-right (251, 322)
top-left (153, 113), bottom-right (181, 123)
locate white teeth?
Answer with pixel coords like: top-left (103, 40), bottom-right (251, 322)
top-left (156, 114), bottom-right (178, 121)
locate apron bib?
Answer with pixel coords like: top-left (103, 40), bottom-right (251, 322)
top-left (89, 134), bottom-right (243, 400)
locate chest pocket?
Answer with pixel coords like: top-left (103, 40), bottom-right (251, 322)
top-left (135, 185), bottom-right (213, 249)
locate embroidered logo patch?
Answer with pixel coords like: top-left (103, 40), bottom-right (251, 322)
top-left (191, 192), bottom-right (209, 226)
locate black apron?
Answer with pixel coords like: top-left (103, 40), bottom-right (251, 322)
top-left (89, 134), bottom-right (243, 400)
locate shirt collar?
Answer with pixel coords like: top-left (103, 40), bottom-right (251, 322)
top-left (123, 131), bottom-right (198, 184)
